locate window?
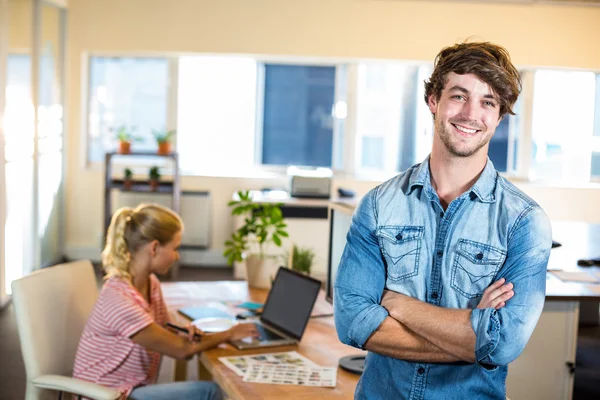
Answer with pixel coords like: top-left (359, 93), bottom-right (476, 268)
top-left (177, 56), bottom-right (257, 175)
top-left (87, 57), bottom-right (171, 164)
top-left (85, 54), bottom-right (600, 184)
top-left (354, 62), bottom-right (433, 174)
top-left (530, 70), bottom-right (597, 182)
top-left (261, 64), bottom-right (337, 167)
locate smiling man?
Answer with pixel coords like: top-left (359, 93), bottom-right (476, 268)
top-left (334, 42), bottom-right (552, 399)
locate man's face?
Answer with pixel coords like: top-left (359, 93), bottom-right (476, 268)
top-left (428, 72), bottom-right (502, 158)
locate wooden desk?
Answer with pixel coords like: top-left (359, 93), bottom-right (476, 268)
top-left (161, 281), bottom-right (359, 400)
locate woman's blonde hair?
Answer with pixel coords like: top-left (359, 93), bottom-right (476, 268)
top-left (102, 203), bottom-right (183, 280)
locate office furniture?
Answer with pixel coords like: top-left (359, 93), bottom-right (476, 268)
top-left (11, 260), bottom-right (120, 400)
top-left (232, 191), bottom-right (330, 281)
top-left (328, 200), bottom-right (600, 400)
top-left (103, 151), bottom-right (181, 238)
top-left (162, 281), bottom-right (359, 399)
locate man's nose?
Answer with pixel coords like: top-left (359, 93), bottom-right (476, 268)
top-left (459, 100), bottom-right (480, 122)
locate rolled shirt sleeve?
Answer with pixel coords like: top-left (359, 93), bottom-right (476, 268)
top-left (334, 188), bottom-right (389, 349)
top-left (471, 206), bottom-right (552, 368)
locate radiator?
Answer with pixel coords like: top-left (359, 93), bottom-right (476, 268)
top-left (113, 191), bottom-right (211, 248)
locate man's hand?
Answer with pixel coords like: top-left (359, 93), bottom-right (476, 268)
top-left (477, 278), bottom-right (514, 310)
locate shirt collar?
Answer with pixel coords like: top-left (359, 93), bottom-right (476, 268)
top-left (408, 155), bottom-right (497, 203)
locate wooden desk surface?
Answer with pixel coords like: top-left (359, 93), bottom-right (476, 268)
top-left (161, 281), bottom-right (359, 400)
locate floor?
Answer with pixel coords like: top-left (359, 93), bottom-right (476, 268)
top-left (1, 266), bottom-right (599, 399)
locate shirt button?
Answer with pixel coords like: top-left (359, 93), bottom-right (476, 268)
top-left (437, 250), bottom-right (443, 257)
top-left (418, 367), bottom-right (425, 374)
top-left (396, 234), bottom-right (403, 240)
top-left (439, 212), bottom-right (444, 218)
top-left (476, 252), bottom-right (484, 260)
top-left (431, 292), bottom-right (438, 299)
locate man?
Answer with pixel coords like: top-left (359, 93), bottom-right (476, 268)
top-left (334, 42), bottom-right (552, 399)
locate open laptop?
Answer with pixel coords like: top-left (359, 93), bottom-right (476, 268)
top-left (230, 267), bottom-right (322, 350)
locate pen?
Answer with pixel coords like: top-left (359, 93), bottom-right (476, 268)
top-left (165, 322), bottom-right (203, 340)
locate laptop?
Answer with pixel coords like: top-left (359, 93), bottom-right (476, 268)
top-left (230, 267), bottom-right (322, 350)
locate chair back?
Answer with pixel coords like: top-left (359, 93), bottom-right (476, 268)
top-left (11, 260), bottom-right (99, 381)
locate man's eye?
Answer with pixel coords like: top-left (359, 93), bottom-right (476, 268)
top-left (451, 95), bottom-right (464, 100)
top-left (484, 101), bottom-right (497, 107)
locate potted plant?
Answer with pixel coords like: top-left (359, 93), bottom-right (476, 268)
top-left (223, 190), bottom-right (289, 288)
top-left (148, 166), bottom-right (160, 191)
top-left (110, 125), bottom-right (138, 154)
top-left (123, 167), bottom-right (134, 190)
top-left (286, 245), bottom-right (315, 276)
top-left (152, 129), bottom-right (176, 155)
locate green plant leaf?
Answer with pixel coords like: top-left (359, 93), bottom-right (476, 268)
top-left (272, 234), bottom-right (281, 246)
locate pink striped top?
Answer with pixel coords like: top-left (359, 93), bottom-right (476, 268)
top-left (73, 274), bottom-right (170, 396)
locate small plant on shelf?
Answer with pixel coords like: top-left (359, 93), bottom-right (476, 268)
top-left (110, 125), bottom-right (139, 154)
top-left (148, 166), bottom-right (160, 191)
top-left (152, 129), bottom-right (176, 155)
top-left (123, 167), bottom-right (134, 190)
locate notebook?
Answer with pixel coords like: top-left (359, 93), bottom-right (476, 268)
top-left (230, 267), bottom-right (322, 350)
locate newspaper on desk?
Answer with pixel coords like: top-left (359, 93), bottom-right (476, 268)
top-left (219, 351), bottom-right (336, 387)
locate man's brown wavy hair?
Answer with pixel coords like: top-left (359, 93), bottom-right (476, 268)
top-left (424, 42), bottom-right (522, 118)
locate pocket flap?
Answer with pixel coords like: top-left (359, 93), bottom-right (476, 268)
top-left (456, 239), bottom-right (506, 264)
top-left (377, 226), bottom-right (424, 244)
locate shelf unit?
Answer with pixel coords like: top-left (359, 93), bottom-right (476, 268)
top-left (103, 151), bottom-right (181, 240)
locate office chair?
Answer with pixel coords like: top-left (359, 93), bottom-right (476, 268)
top-left (11, 260), bottom-right (121, 400)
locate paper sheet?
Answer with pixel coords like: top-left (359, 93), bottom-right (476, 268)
top-left (219, 351), bottom-right (319, 377)
top-left (242, 363), bottom-right (337, 387)
top-left (550, 271), bottom-right (599, 283)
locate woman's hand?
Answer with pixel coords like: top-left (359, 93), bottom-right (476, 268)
top-left (228, 322), bottom-right (260, 341)
top-left (185, 322), bottom-right (204, 342)
top-left (477, 278), bottom-right (514, 310)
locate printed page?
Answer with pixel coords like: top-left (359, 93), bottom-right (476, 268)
top-left (242, 363), bottom-right (337, 387)
top-left (219, 351), bottom-right (319, 377)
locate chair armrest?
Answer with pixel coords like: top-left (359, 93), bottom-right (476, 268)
top-left (32, 375), bottom-right (121, 400)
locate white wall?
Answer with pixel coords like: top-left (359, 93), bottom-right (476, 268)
top-left (64, 0), bottom-right (600, 264)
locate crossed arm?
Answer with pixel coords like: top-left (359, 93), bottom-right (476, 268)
top-left (364, 279), bottom-right (513, 363)
top-left (334, 191), bottom-right (551, 367)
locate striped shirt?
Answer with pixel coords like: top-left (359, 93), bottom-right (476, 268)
top-left (73, 274), bottom-right (170, 396)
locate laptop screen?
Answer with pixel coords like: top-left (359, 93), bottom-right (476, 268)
top-left (260, 267), bottom-right (321, 341)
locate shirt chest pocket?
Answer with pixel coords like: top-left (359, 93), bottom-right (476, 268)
top-left (377, 226), bottom-right (424, 282)
top-left (451, 239), bottom-right (507, 299)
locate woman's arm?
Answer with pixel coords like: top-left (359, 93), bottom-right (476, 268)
top-left (131, 322), bottom-right (259, 359)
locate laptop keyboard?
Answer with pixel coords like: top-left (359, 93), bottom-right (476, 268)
top-left (254, 324), bottom-right (285, 341)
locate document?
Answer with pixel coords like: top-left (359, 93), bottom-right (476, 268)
top-left (243, 363), bottom-right (337, 387)
top-left (219, 351), bottom-right (318, 377)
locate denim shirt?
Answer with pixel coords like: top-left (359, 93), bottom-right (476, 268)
top-left (334, 157), bottom-right (552, 400)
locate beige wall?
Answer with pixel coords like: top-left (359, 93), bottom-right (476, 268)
top-left (8, 0), bottom-right (32, 50)
top-left (65, 0), bottom-right (600, 261)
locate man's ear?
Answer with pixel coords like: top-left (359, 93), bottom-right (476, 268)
top-left (427, 94), bottom-right (438, 116)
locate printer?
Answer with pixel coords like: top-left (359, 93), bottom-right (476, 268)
top-left (288, 166), bottom-right (332, 199)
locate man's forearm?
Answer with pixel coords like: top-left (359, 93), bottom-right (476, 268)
top-left (383, 293), bottom-right (476, 362)
top-left (364, 317), bottom-right (462, 363)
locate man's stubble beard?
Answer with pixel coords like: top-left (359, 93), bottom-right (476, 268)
top-left (434, 116), bottom-right (493, 158)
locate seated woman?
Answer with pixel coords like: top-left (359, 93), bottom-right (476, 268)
top-left (73, 204), bottom-right (258, 400)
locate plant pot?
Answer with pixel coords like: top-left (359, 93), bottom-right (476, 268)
top-left (149, 179), bottom-right (159, 191)
top-left (157, 142), bottom-right (171, 155)
top-left (123, 179), bottom-right (133, 190)
top-left (245, 254), bottom-right (279, 289)
top-left (118, 141), bottom-right (131, 154)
